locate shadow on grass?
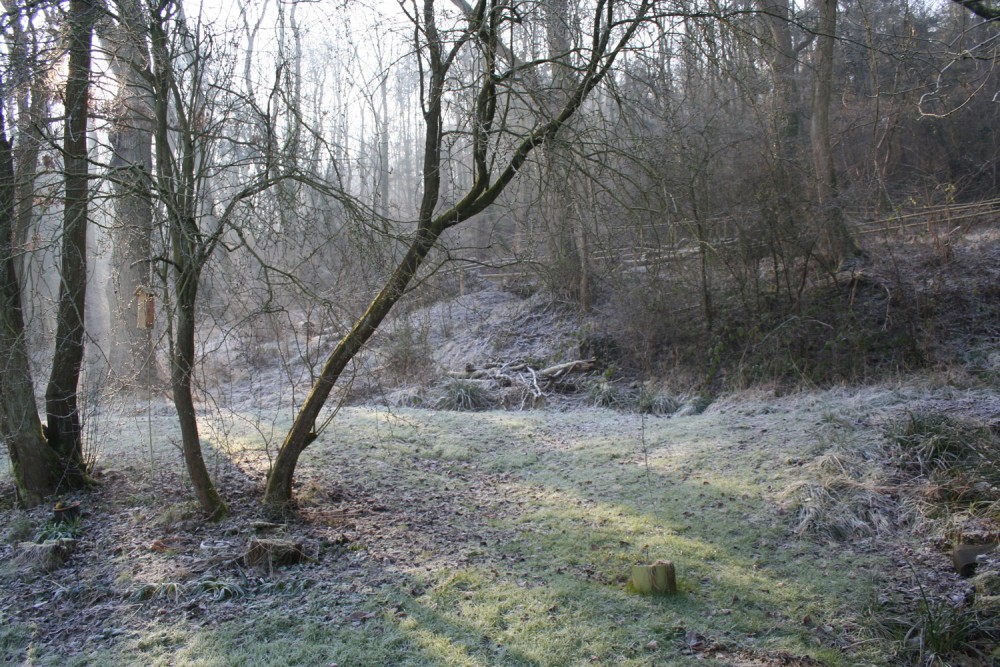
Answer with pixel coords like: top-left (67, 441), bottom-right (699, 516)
top-left (19, 404), bottom-right (889, 666)
top-left (283, 407), bottom-right (883, 664)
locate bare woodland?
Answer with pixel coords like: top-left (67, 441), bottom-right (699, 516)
top-left (3, 1), bottom-right (1000, 664)
top-left (1, 0), bottom-right (999, 515)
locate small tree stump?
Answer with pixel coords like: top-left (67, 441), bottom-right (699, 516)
top-left (53, 501), bottom-right (81, 524)
top-left (630, 559), bottom-right (677, 595)
top-left (953, 542), bottom-right (998, 577)
top-left (243, 537), bottom-right (306, 568)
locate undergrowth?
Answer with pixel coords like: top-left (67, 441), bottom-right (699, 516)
top-left (887, 412), bottom-right (1000, 514)
top-left (587, 382), bottom-right (679, 414)
top-left (435, 379), bottom-right (494, 411)
top-left (784, 409), bottom-right (1000, 664)
top-left (864, 592), bottom-right (985, 666)
top-left (782, 409), bottom-right (1000, 542)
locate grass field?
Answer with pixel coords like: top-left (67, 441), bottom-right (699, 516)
top-left (3, 384), bottom-right (996, 666)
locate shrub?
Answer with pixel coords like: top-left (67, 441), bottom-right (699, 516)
top-left (588, 381), bottom-right (632, 410)
top-left (436, 380), bottom-right (494, 411)
top-left (382, 316), bottom-right (433, 384)
top-left (637, 389), bottom-right (680, 415)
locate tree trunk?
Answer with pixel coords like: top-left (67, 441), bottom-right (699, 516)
top-left (264, 225), bottom-right (442, 512)
top-left (44, 0), bottom-right (95, 487)
top-left (170, 261), bottom-right (227, 519)
top-left (0, 108), bottom-right (60, 507)
top-left (810, 0), bottom-right (858, 263)
top-left (3, 0), bottom-right (49, 258)
top-left (759, 0), bottom-right (803, 160)
top-left (100, 0), bottom-right (156, 389)
top-left (5, 0), bottom-right (53, 346)
top-left (543, 0), bottom-right (589, 312)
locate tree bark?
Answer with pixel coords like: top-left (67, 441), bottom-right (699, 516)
top-left (100, 0), bottom-right (156, 389)
top-left (810, 0), bottom-right (858, 262)
top-left (44, 0), bottom-right (96, 487)
top-left (0, 106), bottom-right (60, 506)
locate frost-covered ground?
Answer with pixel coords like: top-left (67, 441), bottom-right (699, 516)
top-left (2, 380), bottom-right (998, 665)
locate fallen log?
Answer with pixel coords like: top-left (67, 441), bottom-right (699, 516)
top-left (538, 359), bottom-right (597, 379)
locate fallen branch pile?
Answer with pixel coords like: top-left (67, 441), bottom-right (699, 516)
top-left (446, 358), bottom-right (598, 406)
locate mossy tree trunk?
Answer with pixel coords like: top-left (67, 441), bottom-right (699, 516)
top-left (264, 0), bottom-right (652, 514)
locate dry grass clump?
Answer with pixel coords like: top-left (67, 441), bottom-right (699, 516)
top-left (587, 381), bottom-right (680, 415)
top-left (783, 450), bottom-right (912, 541)
top-left (434, 379), bottom-right (496, 411)
top-left (886, 412), bottom-right (1000, 516)
top-left (783, 410), bottom-right (1000, 542)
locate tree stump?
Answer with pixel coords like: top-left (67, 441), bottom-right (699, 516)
top-left (953, 542), bottom-right (998, 577)
top-left (243, 537), bottom-right (306, 568)
top-left (630, 559), bottom-right (677, 595)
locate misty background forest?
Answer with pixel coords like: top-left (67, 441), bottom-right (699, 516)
top-left (2, 0), bottom-right (1000, 665)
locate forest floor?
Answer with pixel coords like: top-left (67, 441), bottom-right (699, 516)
top-left (2, 229), bottom-right (1000, 666)
top-left (2, 382), bottom-right (999, 666)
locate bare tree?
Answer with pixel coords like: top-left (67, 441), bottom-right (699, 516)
top-left (263, 0), bottom-right (653, 513)
top-left (1, 0), bottom-right (94, 503)
top-left (144, 0), bottom-right (362, 517)
top-left (43, 0), bottom-right (97, 488)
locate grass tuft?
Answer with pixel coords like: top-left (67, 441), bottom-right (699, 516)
top-left (435, 379), bottom-right (495, 411)
top-left (887, 411), bottom-right (1000, 511)
top-left (637, 388), bottom-right (680, 415)
top-left (865, 589), bottom-right (985, 666)
top-left (782, 443), bottom-right (910, 541)
top-left (588, 382), bottom-right (680, 414)
top-left (34, 516), bottom-right (83, 542)
top-left (4, 515), bottom-right (33, 544)
top-left (588, 381), bottom-right (633, 410)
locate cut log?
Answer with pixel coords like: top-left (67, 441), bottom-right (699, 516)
top-left (630, 560), bottom-right (677, 595)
